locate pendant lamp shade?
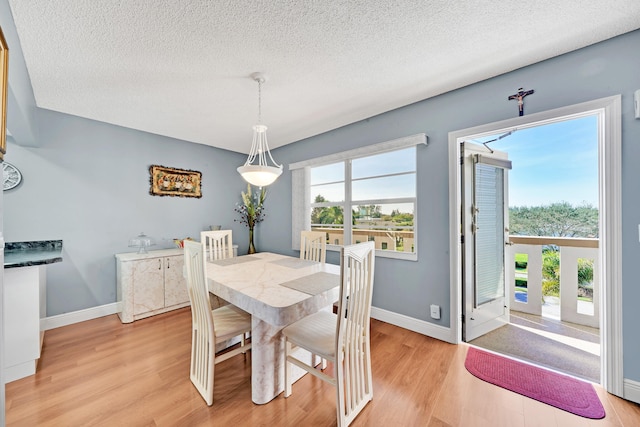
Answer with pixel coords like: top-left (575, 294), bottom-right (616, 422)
top-left (238, 73), bottom-right (283, 187)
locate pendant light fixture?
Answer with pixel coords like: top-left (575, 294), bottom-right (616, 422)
top-left (237, 72), bottom-right (283, 187)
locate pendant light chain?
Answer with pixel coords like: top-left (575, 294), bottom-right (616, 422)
top-left (237, 72), bottom-right (283, 187)
top-left (257, 77), bottom-right (262, 125)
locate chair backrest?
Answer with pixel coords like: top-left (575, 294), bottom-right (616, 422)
top-left (184, 240), bottom-right (215, 336)
top-left (184, 240), bottom-right (216, 404)
top-left (201, 230), bottom-right (234, 262)
top-left (300, 230), bottom-right (326, 263)
top-left (335, 241), bottom-right (375, 425)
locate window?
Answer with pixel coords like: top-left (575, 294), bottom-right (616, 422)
top-left (291, 134), bottom-right (426, 261)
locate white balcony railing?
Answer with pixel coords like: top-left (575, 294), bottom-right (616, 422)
top-left (506, 236), bottom-right (599, 329)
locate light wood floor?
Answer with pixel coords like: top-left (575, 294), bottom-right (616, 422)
top-left (5, 308), bottom-right (640, 426)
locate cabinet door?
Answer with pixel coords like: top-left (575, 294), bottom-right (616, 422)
top-left (132, 257), bottom-right (165, 315)
top-left (4, 267), bottom-right (41, 369)
top-left (164, 255), bottom-right (190, 307)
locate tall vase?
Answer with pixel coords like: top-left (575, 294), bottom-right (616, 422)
top-left (248, 227), bottom-right (256, 254)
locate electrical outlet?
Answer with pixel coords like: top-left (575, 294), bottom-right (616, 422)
top-left (430, 304), bottom-right (441, 320)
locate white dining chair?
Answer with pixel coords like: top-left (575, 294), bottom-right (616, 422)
top-left (299, 230), bottom-right (328, 369)
top-left (300, 230), bottom-right (326, 263)
top-left (283, 241), bottom-right (375, 427)
top-left (201, 230), bottom-right (234, 262)
top-left (183, 240), bottom-right (252, 406)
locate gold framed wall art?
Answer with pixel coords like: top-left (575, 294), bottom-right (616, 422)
top-left (0, 26), bottom-right (9, 162)
top-left (149, 165), bottom-right (202, 198)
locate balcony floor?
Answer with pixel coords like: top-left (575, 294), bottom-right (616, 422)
top-left (468, 310), bottom-right (600, 383)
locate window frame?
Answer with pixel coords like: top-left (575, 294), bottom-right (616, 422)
top-left (290, 133), bottom-right (427, 261)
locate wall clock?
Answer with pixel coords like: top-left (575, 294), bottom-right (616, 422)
top-left (3, 162), bottom-right (22, 190)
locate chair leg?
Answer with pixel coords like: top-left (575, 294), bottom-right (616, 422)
top-left (284, 340), bottom-right (292, 397)
top-left (242, 332), bottom-right (252, 358)
top-left (312, 354), bottom-right (327, 370)
top-left (336, 379), bottom-right (345, 427)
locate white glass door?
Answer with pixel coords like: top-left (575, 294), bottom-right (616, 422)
top-left (462, 142), bottom-right (511, 341)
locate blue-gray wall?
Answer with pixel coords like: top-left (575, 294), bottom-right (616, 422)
top-left (4, 111), bottom-right (250, 315)
top-left (3, 0), bottom-right (639, 385)
top-left (266, 30), bottom-right (640, 382)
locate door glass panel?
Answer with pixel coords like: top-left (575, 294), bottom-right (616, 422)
top-left (474, 162), bottom-right (505, 306)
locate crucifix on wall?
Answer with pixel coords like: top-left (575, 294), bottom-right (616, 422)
top-left (508, 87), bottom-right (534, 116)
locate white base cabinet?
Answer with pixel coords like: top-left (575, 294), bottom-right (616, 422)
top-left (116, 249), bottom-right (190, 323)
top-left (3, 265), bottom-right (45, 383)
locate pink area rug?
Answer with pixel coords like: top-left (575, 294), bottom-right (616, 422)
top-left (465, 347), bottom-right (605, 419)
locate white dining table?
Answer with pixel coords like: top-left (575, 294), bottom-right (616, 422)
top-left (205, 251), bottom-right (340, 404)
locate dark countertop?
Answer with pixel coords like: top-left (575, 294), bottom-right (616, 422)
top-left (4, 240), bottom-right (63, 269)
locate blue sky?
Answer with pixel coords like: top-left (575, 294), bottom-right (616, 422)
top-left (473, 115), bottom-right (599, 207)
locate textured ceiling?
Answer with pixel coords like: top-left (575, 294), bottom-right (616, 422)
top-left (7, 1), bottom-right (640, 154)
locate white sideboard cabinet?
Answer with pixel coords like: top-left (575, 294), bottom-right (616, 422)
top-left (116, 248), bottom-right (190, 323)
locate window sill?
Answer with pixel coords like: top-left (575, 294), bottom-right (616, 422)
top-left (326, 244), bottom-right (417, 261)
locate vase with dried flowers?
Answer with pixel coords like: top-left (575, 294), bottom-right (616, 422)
top-left (234, 183), bottom-right (267, 254)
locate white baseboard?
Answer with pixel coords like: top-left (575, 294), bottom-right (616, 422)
top-left (41, 303), bottom-right (454, 343)
top-left (623, 378), bottom-right (640, 404)
top-left (371, 306), bottom-right (454, 343)
top-left (41, 303), bottom-right (118, 331)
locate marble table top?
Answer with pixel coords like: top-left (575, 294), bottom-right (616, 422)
top-left (206, 252), bottom-right (340, 327)
top-left (4, 240), bottom-right (63, 269)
